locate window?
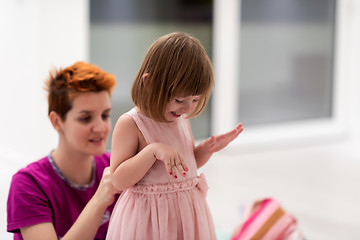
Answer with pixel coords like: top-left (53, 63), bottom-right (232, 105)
top-left (90, 0), bottom-right (213, 149)
top-left (91, 0), bottom-right (339, 149)
top-left (239, 0), bottom-right (335, 126)
top-left (213, 0), bottom-right (339, 147)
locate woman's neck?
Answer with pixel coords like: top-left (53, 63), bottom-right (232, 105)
top-left (51, 146), bottom-right (94, 186)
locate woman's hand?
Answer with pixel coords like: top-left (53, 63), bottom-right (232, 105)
top-left (20, 167), bottom-right (121, 240)
top-left (93, 167), bottom-right (121, 207)
top-left (151, 142), bottom-right (188, 178)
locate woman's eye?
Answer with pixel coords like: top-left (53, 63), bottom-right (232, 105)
top-left (175, 99), bottom-right (183, 103)
top-left (102, 114), bottom-right (110, 120)
top-left (193, 98), bottom-right (199, 102)
top-left (79, 116), bottom-right (91, 122)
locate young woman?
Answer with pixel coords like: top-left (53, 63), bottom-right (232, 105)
top-left (7, 61), bottom-right (121, 240)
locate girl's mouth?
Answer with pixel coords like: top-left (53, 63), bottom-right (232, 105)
top-left (172, 112), bottom-right (181, 117)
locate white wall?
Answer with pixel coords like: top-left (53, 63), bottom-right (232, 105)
top-left (0, 0), bottom-right (88, 238)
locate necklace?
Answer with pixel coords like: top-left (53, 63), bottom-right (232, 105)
top-left (48, 152), bottom-right (96, 191)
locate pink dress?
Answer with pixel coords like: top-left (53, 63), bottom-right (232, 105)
top-left (106, 108), bottom-right (216, 240)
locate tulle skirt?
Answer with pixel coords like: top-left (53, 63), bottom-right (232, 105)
top-left (106, 175), bottom-right (216, 240)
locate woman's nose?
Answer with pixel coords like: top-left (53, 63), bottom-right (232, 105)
top-left (93, 119), bottom-right (107, 132)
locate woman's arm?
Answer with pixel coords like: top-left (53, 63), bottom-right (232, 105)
top-left (20, 223), bottom-right (58, 240)
top-left (21, 167), bottom-right (119, 240)
top-left (194, 123), bottom-right (243, 168)
top-left (21, 199), bottom-right (107, 240)
top-left (21, 197), bottom-right (107, 240)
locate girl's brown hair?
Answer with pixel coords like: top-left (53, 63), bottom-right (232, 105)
top-left (131, 32), bottom-right (214, 122)
top-left (45, 61), bottom-right (116, 120)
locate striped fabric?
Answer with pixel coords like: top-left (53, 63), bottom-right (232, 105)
top-left (231, 198), bottom-right (304, 240)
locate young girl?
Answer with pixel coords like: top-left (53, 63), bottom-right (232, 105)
top-left (107, 32), bottom-right (243, 239)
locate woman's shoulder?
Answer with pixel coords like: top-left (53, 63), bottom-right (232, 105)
top-left (9, 155), bottom-right (57, 198)
top-left (12, 156), bottom-right (51, 181)
top-left (94, 152), bottom-right (111, 166)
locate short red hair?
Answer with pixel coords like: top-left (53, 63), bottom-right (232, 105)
top-left (45, 61), bottom-right (116, 120)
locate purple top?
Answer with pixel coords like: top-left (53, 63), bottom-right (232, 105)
top-left (7, 152), bottom-right (117, 240)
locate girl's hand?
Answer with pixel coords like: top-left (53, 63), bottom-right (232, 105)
top-left (199, 123), bottom-right (243, 153)
top-left (151, 142), bottom-right (188, 178)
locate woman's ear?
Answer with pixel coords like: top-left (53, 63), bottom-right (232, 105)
top-left (49, 111), bottom-right (63, 132)
top-left (142, 73), bottom-right (150, 88)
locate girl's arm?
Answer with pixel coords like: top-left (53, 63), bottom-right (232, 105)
top-left (20, 167), bottom-right (119, 240)
top-left (110, 114), bottom-right (188, 191)
top-left (194, 123), bottom-right (243, 168)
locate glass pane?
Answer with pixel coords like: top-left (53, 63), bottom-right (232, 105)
top-left (90, 0), bottom-right (213, 149)
top-left (238, 0), bottom-right (336, 126)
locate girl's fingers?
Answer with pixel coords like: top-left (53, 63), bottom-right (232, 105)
top-left (171, 162), bottom-right (178, 178)
top-left (206, 136), bottom-right (216, 145)
top-left (167, 158), bottom-right (175, 175)
top-left (172, 155), bottom-right (188, 178)
top-left (176, 162), bottom-right (188, 177)
top-left (218, 123), bottom-right (243, 144)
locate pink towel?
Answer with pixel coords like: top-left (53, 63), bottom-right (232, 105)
top-left (231, 198), bottom-right (304, 240)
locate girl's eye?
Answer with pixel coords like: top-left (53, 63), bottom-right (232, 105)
top-left (175, 99), bottom-right (183, 103)
top-left (193, 98), bottom-right (199, 102)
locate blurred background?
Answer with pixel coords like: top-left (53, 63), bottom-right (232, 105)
top-left (1, 0), bottom-right (359, 239)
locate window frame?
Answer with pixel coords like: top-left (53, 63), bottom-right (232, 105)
top-left (212, 0), bottom-right (350, 150)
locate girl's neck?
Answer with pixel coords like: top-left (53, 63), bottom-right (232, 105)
top-left (51, 146), bottom-right (94, 186)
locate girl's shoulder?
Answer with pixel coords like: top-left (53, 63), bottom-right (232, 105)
top-left (114, 108), bottom-right (143, 133)
top-left (115, 112), bottom-right (138, 132)
top-left (112, 109), bottom-right (141, 146)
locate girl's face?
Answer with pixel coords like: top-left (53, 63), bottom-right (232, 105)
top-left (58, 91), bottom-right (111, 156)
top-left (165, 95), bottom-right (200, 121)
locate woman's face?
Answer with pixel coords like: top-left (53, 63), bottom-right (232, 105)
top-left (165, 95), bottom-right (200, 122)
top-left (59, 91), bottom-right (111, 156)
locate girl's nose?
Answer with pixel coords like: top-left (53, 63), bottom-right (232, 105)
top-left (182, 101), bottom-right (192, 114)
